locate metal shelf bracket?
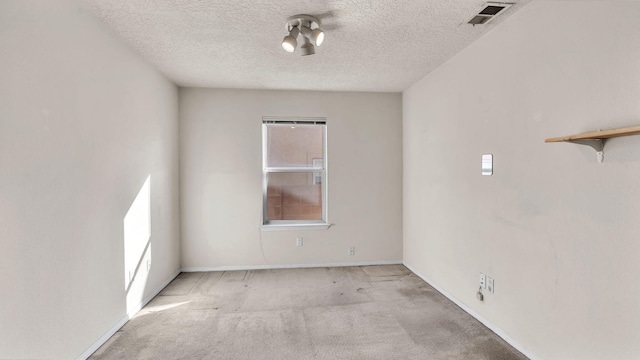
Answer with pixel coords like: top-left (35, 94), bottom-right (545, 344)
top-left (567, 139), bottom-right (605, 163)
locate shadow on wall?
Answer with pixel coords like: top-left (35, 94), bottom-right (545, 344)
top-left (123, 175), bottom-right (152, 316)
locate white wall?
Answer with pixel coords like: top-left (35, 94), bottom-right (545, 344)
top-left (0, 1), bottom-right (180, 358)
top-left (403, 1), bottom-right (640, 359)
top-left (180, 88), bottom-right (402, 269)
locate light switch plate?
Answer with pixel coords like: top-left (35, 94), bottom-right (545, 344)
top-left (482, 154), bottom-right (493, 176)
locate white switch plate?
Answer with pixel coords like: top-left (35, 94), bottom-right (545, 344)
top-left (482, 154), bottom-right (493, 176)
top-left (487, 276), bottom-right (494, 293)
top-left (479, 273), bottom-right (486, 288)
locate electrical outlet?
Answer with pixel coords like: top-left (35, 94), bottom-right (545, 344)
top-left (348, 246), bottom-right (355, 256)
top-left (296, 237), bottom-right (303, 247)
top-left (479, 273), bottom-right (486, 288)
top-left (487, 276), bottom-right (494, 293)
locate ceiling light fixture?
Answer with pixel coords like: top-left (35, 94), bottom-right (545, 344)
top-left (282, 14), bottom-right (325, 55)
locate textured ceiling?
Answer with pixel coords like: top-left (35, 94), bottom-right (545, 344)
top-left (84, 0), bottom-right (532, 92)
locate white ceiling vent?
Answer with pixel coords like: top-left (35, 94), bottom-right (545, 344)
top-left (467, 2), bottom-right (513, 25)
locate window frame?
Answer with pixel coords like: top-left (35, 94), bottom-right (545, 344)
top-left (261, 117), bottom-right (329, 231)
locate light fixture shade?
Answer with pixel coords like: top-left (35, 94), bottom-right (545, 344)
top-left (311, 28), bottom-right (324, 46)
top-left (281, 26), bottom-right (300, 53)
top-left (300, 25), bottom-right (325, 47)
top-left (281, 36), bottom-right (297, 53)
top-left (300, 37), bottom-right (315, 56)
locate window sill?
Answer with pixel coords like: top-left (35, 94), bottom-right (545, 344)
top-left (260, 223), bottom-right (331, 231)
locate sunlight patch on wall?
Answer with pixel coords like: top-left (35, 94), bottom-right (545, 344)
top-left (124, 176), bottom-right (151, 291)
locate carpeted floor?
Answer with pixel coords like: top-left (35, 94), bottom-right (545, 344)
top-left (90, 265), bottom-right (528, 359)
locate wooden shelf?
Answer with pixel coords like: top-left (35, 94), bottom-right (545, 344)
top-left (545, 125), bottom-right (640, 143)
top-left (545, 125), bottom-right (640, 163)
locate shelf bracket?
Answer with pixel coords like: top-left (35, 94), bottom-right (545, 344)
top-left (566, 139), bottom-right (605, 163)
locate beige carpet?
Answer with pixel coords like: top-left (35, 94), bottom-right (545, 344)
top-left (90, 265), bottom-right (528, 359)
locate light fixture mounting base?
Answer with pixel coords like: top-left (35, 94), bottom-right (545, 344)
top-left (286, 14), bottom-right (320, 31)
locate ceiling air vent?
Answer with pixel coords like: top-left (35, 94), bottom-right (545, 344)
top-left (467, 2), bottom-right (513, 25)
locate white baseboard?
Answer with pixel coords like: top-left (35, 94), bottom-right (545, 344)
top-left (75, 315), bottom-right (129, 360)
top-left (76, 269), bottom-right (181, 360)
top-left (403, 262), bottom-right (538, 360)
top-left (181, 260), bottom-right (403, 272)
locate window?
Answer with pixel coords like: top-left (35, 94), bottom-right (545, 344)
top-left (262, 117), bottom-right (328, 230)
